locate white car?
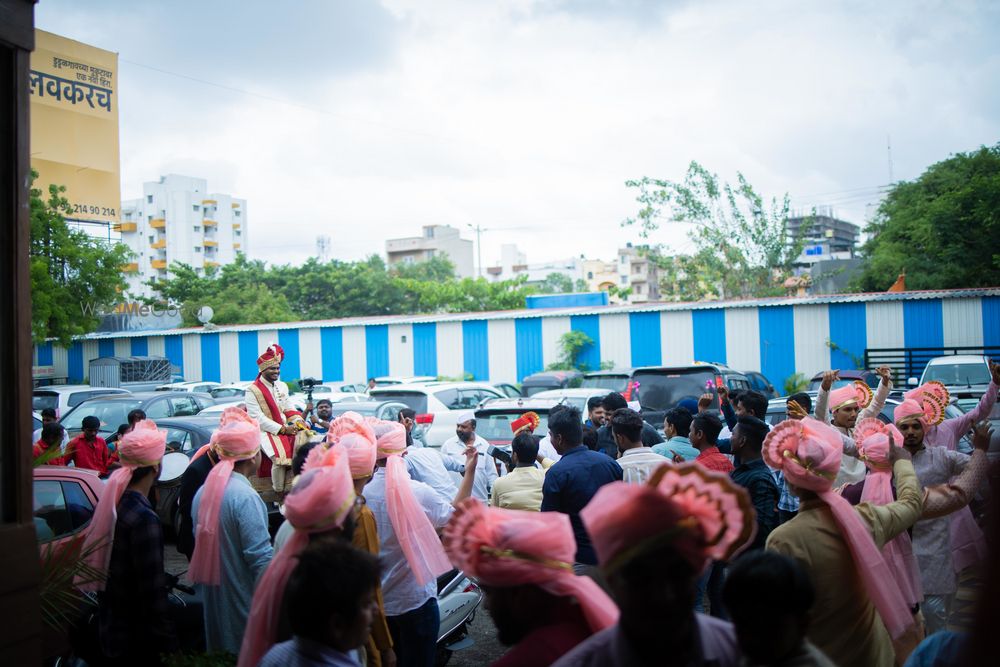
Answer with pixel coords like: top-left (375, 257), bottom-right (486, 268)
top-left (373, 376), bottom-right (437, 387)
top-left (287, 391), bottom-right (370, 411)
top-left (368, 382), bottom-right (506, 447)
top-left (32, 385), bottom-right (132, 419)
top-left (531, 387), bottom-right (610, 421)
top-left (156, 380), bottom-right (222, 394)
top-left (911, 355), bottom-right (993, 398)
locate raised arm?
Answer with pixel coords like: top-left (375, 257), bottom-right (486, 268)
top-left (858, 366), bottom-right (893, 421)
top-left (935, 364), bottom-right (999, 450)
top-left (813, 370), bottom-right (839, 424)
top-left (452, 445), bottom-right (479, 507)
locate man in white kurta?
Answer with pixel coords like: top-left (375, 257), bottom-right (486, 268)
top-left (439, 411), bottom-right (498, 503)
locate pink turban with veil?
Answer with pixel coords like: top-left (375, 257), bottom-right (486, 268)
top-left (829, 380), bottom-right (874, 412)
top-left (238, 449), bottom-right (355, 667)
top-left (376, 421), bottom-right (452, 586)
top-left (189, 407), bottom-right (262, 585)
top-left (764, 417), bottom-right (914, 638)
top-left (582, 464), bottom-right (756, 576)
top-left (853, 418), bottom-right (923, 606)
top-left (444, 498), bottom-right (618, 632)
top-left (79, 420), bottom-right (166, 590)
top-left (895, 381), bottom-right (949, 426)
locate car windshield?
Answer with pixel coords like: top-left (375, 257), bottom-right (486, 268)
top-left (476, 411), bottom-right (551, 443)
top-left (33, 392), bottom-right (58, 412)
top-left (522, 385), bottom-right (559, 397)
top-left (806, 379), bottom-right (859, 392)
top-left (368, 391), bottom-right (428, 413)
top-left (923, 363), bottom-right (991, 386)
top-left (61, 399), bottom-right (143, 432)
top-left (581, 375), bottom-right (629, 391)
top-left (633, 370), bottom-right (715, 412)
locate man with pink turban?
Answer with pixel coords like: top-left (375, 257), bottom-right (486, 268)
top-left (444, 498), bottom-right (618, 666)
top-left (238, 448), bottom-right (358, 667)
top-left (190, 407), bottom-right (273, 655)
top-left (894, 372), bottom-right (997, 635)
top-left (364, 420), bottom-right (479, 667)
top-left (764, 416), bottom-right (922, 666)
top-left (82, 419), bottom-right (176, 664)
top-left (553, 464), bottom-right (756, 667)
top-left (814, 366), bottom-right (893, 485)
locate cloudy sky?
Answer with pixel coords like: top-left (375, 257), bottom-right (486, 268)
top-left (36, 0), bottom-right (1000, 270)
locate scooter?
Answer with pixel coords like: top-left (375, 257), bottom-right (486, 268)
top-left (435, 569), bottom-right (483, 666)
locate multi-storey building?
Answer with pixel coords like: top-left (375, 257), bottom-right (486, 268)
top-left (385, 224), bottom-right (475, 278)
top-left (119, 174), bottom-right (247, 298)
top-left (788, 209), bottom-right (860, 268)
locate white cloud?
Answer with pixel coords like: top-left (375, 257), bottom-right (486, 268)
top-left (36, 0), bottom-right (1000, 269)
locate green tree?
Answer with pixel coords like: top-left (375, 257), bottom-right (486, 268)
top-left (30, 172), bottom-right (132, 346)
top-left (390, 255), bottom-right (456, 282)
top-left (538, 272), bottom-right (574, 294)
top-left (623, 161), bottom-right (810, 300)
top-left (546, 331), bottom-right (596, 371)
top-left (854, 143), bottom-right (1000, 291)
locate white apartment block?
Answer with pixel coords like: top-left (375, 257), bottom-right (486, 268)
top-left (385, 225), bottom-right (475, 278)
top-left (119, 174), bottom-right (247, 298)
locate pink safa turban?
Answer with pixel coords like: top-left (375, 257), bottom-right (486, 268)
top-left (327, 412), bottom-right (378, 480)
top-left (445, 498), bottom-right (619, 632)
top-left (765, 417), bottom-right (913, 638)
top-left (79, 420), bottom-right (166, 591)
top-left (852, 418), bottom-right (922, 607)
top-left (829, 380), bottom-right (874, 412)
top-left (376, 421), bottom-right (451, 586)
top-left (189, 407), bottom-right (262, 585)
top-left (894, 381), bottom-right (949, 426)
top-left (238, 450), bottom-right (355, 667)
top-left (582, 464), bottom-right (756, 576)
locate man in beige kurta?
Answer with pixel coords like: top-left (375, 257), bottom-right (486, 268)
top-left (766, 457), bottom-right (922, 667)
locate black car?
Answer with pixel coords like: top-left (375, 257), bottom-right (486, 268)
top-left (59, 391), bottom-right (216, 439)
top-left (632, 363), bottom-right (751, 426)
top-left (743, 371), bottom-right (778, 399)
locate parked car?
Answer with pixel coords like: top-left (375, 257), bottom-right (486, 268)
top-left (156, 380), bottom-right (222, 393)
top-left (806, 370), bottom-right (880, 392)
top-left (32, 411), bottom-right (43, 433)
top-left (912, 354), bottom-right (992, 399)
top-left (474, 398), bottom-right (564, 447)
top-left (492, 383), bottom-right (523, 398)
top-left (531, 388), bottom-right (610, 418)
top-left (33, 466), bottom-right (102, 547)
top-left (373, 376), bottom-right (437, 387)
top-left (580, 369), bottom-right (633, 392)
top-left (288, 391), bottom-right (369, 409)
top-left (632, 364), bottom-right (751, 427)
top-left (210, 383), bottom-right (250, 400)
top-left (60, 392), bottom-right (216, 439)
top-left (369, 382), bottom-right (506, 447)
top-left (956, 400), bottom-right (1000, 462)
top-left (324, 400), bottom-right (412, 423)
top-left (743, 371), bottom-right (779, 399)
top-left (331, 382), bottom-right (370, 394)
top-left (32, 385), bottom-right (132, 419)
top-left (520, 371), bottom-right (583, 397)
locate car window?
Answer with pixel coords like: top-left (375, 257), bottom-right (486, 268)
top-left (192, 395), bottom-right (214, 411)
top-left (476, 389), bottom-right (502, 403)
top-left (170, 395), bottom-right (200, 417)
top-left (163, 427), bottom-right (192, 453)
top-left (144, 398), bottom-right (171, 420)
top-left (377, 404), bottom-right (404, 422)
top-left (369, 391), bottom-right (430, 413)
top-left (456, 389), bottom-right (483, 409)
top-left (68, 391), bottom-right (93, 408)
top-left (194, 384), bottom-right (214, 393)
top-left (33, 479), bottom-right (95, 542)
top-left (61, 400), bottom-right (143, 432)
top-left (33, 392), bottom-right (59, 412)
top-left (581, 375), bottom-right (630, 391)
top-left (432, 389), bottom-right (459, 409)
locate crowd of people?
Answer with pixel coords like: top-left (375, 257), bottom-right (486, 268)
top-left (47, 343), bottom-right (1000, 666)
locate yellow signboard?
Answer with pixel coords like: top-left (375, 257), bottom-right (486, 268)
top-left (29, 30), bottom-right (120, 224)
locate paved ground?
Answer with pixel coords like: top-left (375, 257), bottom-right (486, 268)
top-left (164, 542), bottom-right (506, 665)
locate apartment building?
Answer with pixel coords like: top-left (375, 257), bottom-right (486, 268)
top-left (119, 174), bottom-right (247, 297)
top-left (385, 224), bottom-right (475, 278)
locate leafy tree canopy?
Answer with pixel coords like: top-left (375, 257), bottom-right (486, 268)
top-left (30, 171), bottom-right (132, 346)
top-left (854, 143), bottom-right (1000, 291)
top-left (623, 161), bottom-right (810, 300)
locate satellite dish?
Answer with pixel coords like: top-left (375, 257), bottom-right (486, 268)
top-left (197, 305), bottom-right (215, 324)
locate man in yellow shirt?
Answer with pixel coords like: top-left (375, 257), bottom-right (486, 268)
top-left (490, 431), bottom-right (554, 511)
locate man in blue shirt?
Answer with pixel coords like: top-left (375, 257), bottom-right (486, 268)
top-left (652, 407), bottom-right (699, 461)
top-left (541, 404), bottom-right (623, 566)
top-left (307, 399), bottom-right (333, 434)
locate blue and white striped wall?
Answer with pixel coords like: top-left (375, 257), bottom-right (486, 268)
top-left (36, 289), bottom-right (1000, 388)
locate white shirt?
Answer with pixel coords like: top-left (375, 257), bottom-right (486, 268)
top-left (244, 377), bottom-right (299, 459)
top-left (618, 446), bottom-right (670, 484)
top-left (537, 436), bottom-right (562, 463)
top-left (364, 468), bottom-right (454, 615)
top-left (404, 447), bottom-right (459, 503)
top-left (440, 434), bottom-right (498, 503)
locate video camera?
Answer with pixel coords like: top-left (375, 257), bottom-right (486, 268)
top-left (300, 377), bottom-right (319, 405)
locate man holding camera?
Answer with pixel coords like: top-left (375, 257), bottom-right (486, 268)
top-left (306, 398), bottom-right (333, 435)
top-left (440, 411), bottom-right (498, 503)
